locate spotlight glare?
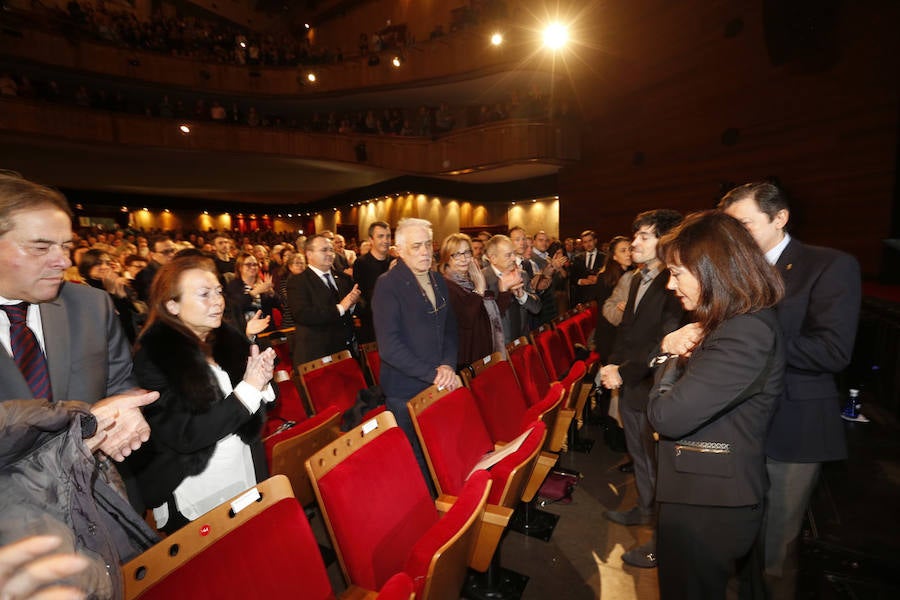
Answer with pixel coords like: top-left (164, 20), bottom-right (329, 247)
top-left (491, 32), bottom-right (503, 46)
top-left (543, 23), bottom-right (569, 50)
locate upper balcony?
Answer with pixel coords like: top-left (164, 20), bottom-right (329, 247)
top-left (0, 96), bottom-right (579, 205)
top-left (0, 9), bottom-right (545, 98)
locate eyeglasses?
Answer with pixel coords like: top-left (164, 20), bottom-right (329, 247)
top-left (157, 248), bottom-right (176, 255)
top-left (310, 247), bottom-right (335, 254)
top-left (243, 262), bottom-right (260, 268)
top-left (450, 250), bottom-right (473, 259)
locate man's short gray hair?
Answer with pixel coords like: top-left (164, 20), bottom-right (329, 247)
top-left (394, 218), bottom-right (433, 246)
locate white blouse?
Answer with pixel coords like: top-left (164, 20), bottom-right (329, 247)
top-left (153, 362), bottom-right (275, 527)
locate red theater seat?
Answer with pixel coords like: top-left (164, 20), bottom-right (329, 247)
top-left (306, 412), bottom-right (491, 600)
top-left (507, 336), bottom-right (552, 407)
top-left (297, 350), bottom-right (368, 415)
top-left (123, 475), bottom-right (413, 600)
top-left (264, 405), bottom-right (342, 507)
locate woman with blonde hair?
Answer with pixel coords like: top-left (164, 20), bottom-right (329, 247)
top-left (438, 233), bottom-right (510, 368)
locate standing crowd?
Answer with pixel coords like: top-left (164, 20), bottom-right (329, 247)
top-left (0, 172), bottom-right (860, 600)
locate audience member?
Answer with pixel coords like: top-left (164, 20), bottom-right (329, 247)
top-left (599, 209), bottom-right (684, 569)
top-left (372, 218), bottom-right (459, 484)
top-left (0, 173), bottom-right (160, 595)
top-left (648, 210), bottom-right (785, 598)
top-left (439, 233), bottom-right (509, 368)
top-left (352, 221), bottom-right (392, 344)
top-left (570, 229), bottom-right (604, 305)
top-left (212, 235), bottom-right (235, 276)
top-left (129, 254), bottom-right (276, 534)
top-left (225, 251), bottom-right (279, 335)
top-left (132, 235), bottom-right (175, 302)
top-left (287, 234), bottom-right (360, 364)
top-left (482, 234), bottom-right (540, 343)
top-left (718, 181), bottom-right (862, 597)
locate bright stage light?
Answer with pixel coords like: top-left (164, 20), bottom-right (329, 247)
top-left (543, 23), bottom-right (569, 50)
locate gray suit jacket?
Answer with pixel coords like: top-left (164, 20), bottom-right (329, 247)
top-left (482, 265), bottom-right (541, 343)
top-left (0, 282), bottom-right (135, 404)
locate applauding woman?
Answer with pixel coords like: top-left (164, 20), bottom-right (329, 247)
top-left (648, 211), bottom-right (785, 599)
top-left (130, 255), bottom-right (277, 533)
top-left (438, 233), bottom-right (510, 368)
top-left (225, 251), bottom-right (282, 334)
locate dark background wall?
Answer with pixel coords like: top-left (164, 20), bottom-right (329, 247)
top-left (558, 0), bottom-right (899, 279)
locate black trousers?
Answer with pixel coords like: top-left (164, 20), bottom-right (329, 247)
top-left (658, 501), bottom-right (763, 600)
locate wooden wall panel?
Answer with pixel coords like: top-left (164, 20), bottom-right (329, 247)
top-left (559, 0), bottom-right (899, 278)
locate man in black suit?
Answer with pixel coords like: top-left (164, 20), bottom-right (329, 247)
top-left (570, 229), bottom-right (604, 305)
top-left (599, 209), bottom-right (684, 568)
top-left (286, 234), bottom-right (361, 365)
top-left (720, 182), bottom-right (861, 597)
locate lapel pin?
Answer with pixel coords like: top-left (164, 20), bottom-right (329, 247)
top-left (785, 263), bottom-right (792, 271)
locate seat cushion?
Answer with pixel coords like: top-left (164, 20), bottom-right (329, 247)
top-left (317, 427), bottom-right (437, 590)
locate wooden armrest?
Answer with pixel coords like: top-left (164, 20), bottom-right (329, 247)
top-left (434, 494), bottom-right (459, 516)
top-left (521, 451), bottom-right (559, 502)
top-left (470, 504), bottom-right (514, 572)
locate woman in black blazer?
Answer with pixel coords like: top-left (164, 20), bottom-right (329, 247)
top-left (130, 254), bottom-right (277, 534)
top-left (648, 211), bottom-right (785, 599)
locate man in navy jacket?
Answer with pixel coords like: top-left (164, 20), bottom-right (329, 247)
top-left (373, 218), bottom-right (459, 484)
top-left (721, 181), bottom-right (861, 597)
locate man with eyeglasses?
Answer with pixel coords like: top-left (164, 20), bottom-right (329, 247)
top-left (286, 234), bottom-right (361, 364)
top-left (0, 173), bottom-right (159, 597)
top-left (483, 234), bottom-right (540, 343)
top-left (132, 235), bottom-right (176, 302)
top-left (372, 218), bottom-right (458, 488)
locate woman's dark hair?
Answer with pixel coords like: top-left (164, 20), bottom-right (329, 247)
top-left (659, 210), bottom-right (783, 335)
top-left (77, 248), bottom-right (110, 280)
top-left (139, 254), bottom-right (219, 353)
top-left (600, 236), bottom-right (631, 288)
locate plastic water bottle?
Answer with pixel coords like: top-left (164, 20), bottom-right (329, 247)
top-left (841, 388), bottom-right (869, 423)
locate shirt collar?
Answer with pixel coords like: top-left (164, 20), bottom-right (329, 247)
top-left (308, 265), bottom-right (331, 279)
top-left (766, 232), bottom-right (791, 265)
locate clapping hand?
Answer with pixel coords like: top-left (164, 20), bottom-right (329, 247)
top-left (243, 345), bottom-right (276, 390)
top-left (87, 389), bottom-right (159, 461)
top-left (245, 310), bottom-right (270, 336)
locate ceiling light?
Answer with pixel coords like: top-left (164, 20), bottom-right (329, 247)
top-left (307, 73), bottom-right (316, 83)
top-left (543, 23), bottom-right (569, 50)
top-left (179, 124), bottom-right (191, 134)
top-left (491, 33), bottom-right (503, 46)
top-left (391, 56), bottom-right (402, 68)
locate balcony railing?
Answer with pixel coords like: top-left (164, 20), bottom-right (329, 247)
top-left (0, 98), bottom-right (580, 174)
top-left (0, 21), bottom-right (530, 96)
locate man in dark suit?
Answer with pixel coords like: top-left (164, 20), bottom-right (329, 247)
top-left (483, 234), bottom-right (541, 343)
top-left (372, 218), bottom-right (458, 485)
top-left (720, 182), bottom-right (861, 597)
top-left (599, 209), bottom-right (684, 568)
top-left (570, 229), bottom-right (604, 305)
top-left (0, 173), bottom-right (159, 461)
top-left (286, 234), bottom-right (361, 365)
